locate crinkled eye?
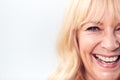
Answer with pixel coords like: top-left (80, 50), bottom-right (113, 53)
top-left (116, 27), bottom-right (120, 31)
top-left (86, 26), bottom-right (100, 32)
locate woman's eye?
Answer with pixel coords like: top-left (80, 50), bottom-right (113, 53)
top-left (116, 27), bottom-right (120, 31)
top-left (86, 26), bottom-right (100, 32)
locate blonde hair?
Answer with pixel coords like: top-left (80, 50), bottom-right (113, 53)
top-left (49, 0), bottom-right (120, 80)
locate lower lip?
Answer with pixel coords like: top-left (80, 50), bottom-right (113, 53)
top-left (93, 55), bottom-right (120, 68)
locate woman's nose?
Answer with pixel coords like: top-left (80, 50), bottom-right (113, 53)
top-left (101, 34), bottom-right (120, 51)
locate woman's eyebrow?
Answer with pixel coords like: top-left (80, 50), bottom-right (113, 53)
top-left (81, 21), bottom-right (102, 26)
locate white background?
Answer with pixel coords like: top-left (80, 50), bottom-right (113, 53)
top-left (0, 0), bottom-right (69, 80)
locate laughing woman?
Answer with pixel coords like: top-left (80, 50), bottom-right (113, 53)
top-left (49, 0), bottom-right (120, 80)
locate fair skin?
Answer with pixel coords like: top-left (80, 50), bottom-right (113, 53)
top-left (78, 10), bottom-right (120, 80)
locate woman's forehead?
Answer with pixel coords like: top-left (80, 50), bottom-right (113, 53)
top-left (77, 0), bottom-right (120, 27)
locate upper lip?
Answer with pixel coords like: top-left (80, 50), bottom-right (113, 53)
top-left (93, 54), bottom-right (120, 57)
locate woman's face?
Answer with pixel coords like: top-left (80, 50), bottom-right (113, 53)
top-left (78, 11), bottom-right (120, 80)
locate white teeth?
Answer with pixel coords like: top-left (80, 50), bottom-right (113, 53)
top-left (95, 55), bottom-right (119, 62)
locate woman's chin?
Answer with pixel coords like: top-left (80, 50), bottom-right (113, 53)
top-left (94, 72), bottom-right (120, 80)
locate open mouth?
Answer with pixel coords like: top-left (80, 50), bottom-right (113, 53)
top-left (93, 54), bottom-right (120, 64)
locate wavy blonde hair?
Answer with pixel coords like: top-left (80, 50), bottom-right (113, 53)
top-left (49, 0), bottom-right (120, 80)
